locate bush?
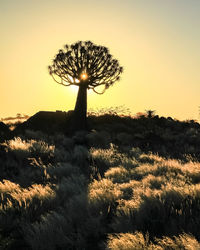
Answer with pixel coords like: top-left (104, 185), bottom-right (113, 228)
top-left (106, 232), bottom-right (200, 250)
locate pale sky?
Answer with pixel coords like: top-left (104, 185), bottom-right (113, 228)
top-left (1, 0), bottom-right (200, 120)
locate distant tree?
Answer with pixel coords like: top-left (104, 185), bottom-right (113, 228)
top-left (48, 41), bottom-right (123, 130)
top-left (145, 110), bottom-right (156, 119)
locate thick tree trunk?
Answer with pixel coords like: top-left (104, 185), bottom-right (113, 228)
top-left (72, 84), bottom-right (87, 131)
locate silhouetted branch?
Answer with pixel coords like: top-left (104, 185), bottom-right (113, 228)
top-left (48, 41), bottom-right (123, 94)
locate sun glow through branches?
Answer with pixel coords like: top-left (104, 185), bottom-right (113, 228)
top-left (80, 73), bottom-right (88, 80)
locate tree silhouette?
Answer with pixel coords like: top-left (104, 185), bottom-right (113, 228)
top-left (48, 41), bottom-right (123, 130)
top-left (145, 110), bottom-right (156, 118)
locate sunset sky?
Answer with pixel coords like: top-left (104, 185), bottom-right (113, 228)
top-left (1, 0), bottom-right (200, 120)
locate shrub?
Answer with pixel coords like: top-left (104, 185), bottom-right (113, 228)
top-left (105, 166), bottom-right (130, 183)
top-left (90, 144), bottom-right (124, 176)
top-left (106, 232), bottom-right (151, 250)
top-left (106, 232), bottom-right (200, 250)
top-left (86, 130), bottom-right (111, 148)
top-left (3, 137), bottom-right (55, 161)
top-left (88, 178), bottom-right (122, 226)
top-left (155, 233), bottom-right (200, 249)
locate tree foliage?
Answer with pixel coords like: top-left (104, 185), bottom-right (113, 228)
top-left (48, 41), bottom-right (123, 94)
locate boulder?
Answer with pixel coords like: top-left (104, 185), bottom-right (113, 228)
top-left (14, 110), bottom-right (74, 135)
top-left (0, 122), bottom-right (10, 141)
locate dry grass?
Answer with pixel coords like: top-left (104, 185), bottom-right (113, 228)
top-left (107, 232), bottom-right (200, 250)
top-left (1, 134), bottom-right (200, 249)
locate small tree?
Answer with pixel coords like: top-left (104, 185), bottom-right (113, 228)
top-left (48, 41), bottom-right (123, 130)
top-left (145, 110), bottom-right (156, 119)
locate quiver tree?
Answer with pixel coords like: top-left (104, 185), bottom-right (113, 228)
top-left (48, 41), bottom-right (123, 130)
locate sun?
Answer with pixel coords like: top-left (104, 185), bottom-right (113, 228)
top-left (80, 73), bottom-right (88, 80)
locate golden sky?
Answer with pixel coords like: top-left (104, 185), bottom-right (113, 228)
top-left (1, 0), bottom-right (200, 120)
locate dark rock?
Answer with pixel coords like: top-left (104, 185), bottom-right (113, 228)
top-left (0, 122), bottom-right (10, 142)
top-left (14, 110), bottom-right (74, 135)
top-left (0, 121), bottom-right (9, 134)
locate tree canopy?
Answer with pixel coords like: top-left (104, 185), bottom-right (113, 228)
top-left (48, 41), bottom-right (123, 94)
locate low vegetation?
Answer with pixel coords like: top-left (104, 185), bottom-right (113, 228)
top-left (0, 110), bottom-right (200, 249)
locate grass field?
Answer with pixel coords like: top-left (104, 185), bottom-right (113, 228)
top-left (0, 112), bottom-right (200, 249)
